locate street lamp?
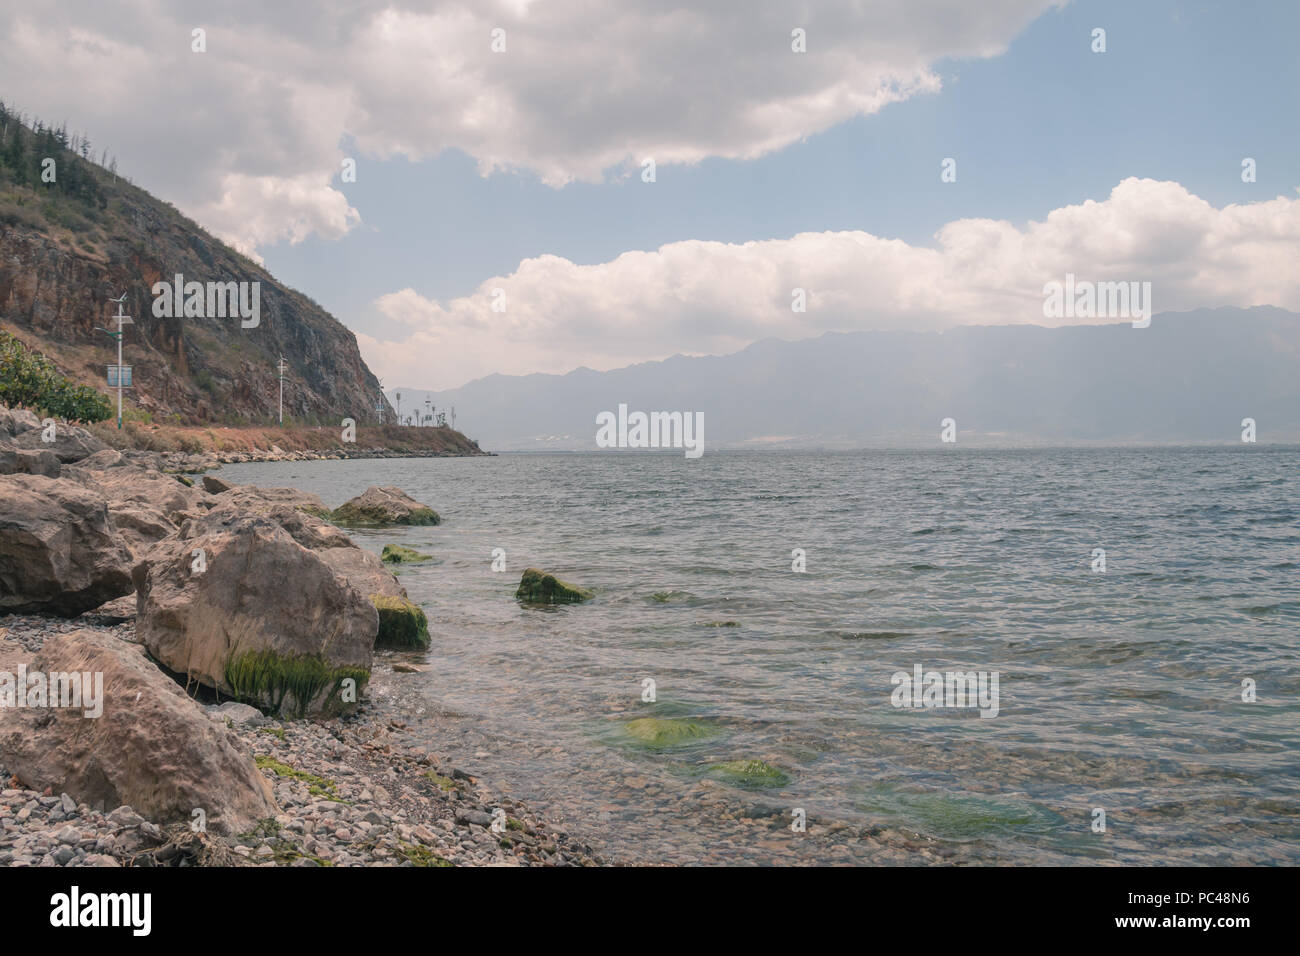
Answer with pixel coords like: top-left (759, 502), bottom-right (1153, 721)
top-left (94, 292), bottom-right (133, 430)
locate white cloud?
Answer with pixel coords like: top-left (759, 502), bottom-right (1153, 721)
top-left (0, 0), bottom-right (1058, 251)
top-left (361, 179), bottom-right (1300, 387)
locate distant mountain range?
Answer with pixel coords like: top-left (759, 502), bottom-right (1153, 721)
top-left (393, 307), bottom-right (1300, 450)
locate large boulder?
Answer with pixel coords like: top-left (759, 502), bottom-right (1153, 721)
top-left (317, 547), bottom-right (428, 649)
top-left (62, 462), bottom-right (208, 559)
top-left (0, 474), bottom-right (134, 615)
top-left (0, 407), bottom-right (40, 436)
top-left (76, 448), bottom-right (127, 470)
top-left (0, 629), bottom-right (278, 834)
top-left (132, 509), bottom-right (376, 717)
top-left (202, 474), bottom-right (234, 494)
top-left (217, 485), bottom-right (333, 520)
top-left (332, 486), bottom-right (440, 526)
top-left (0, 444), bottom-right (61, 477)
top-left (8, 421), bottom-right (108, 463)
top-left (210, 501), bottom-right (428, 650)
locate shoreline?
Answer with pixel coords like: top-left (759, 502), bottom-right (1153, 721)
top-left (0, 404), bottom-right (601, 867)
top-left (0, 612), bottom-right (610, 867)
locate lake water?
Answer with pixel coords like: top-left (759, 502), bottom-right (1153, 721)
top-left (222, 448), bottom-right (1300, 865)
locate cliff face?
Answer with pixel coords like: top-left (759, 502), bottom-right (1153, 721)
top-left (0, 113), bottom-right (392, 426)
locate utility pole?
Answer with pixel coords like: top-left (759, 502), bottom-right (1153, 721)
top-left (451, 405), bottom-right (456, 430)
top-left (395, 391), bottom-right (401, 424)
top-left (425, 397), bottom-right (431, 427)
top-left (277, 356), bottom-right (288, 425)
top-left (96, 293), bottom-right (133, 430)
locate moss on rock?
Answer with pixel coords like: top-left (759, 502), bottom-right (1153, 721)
top-left (381, 544), bottom-right (432, 564)
top-left (372, 594), bottom-right (430, 649)
top-left (622, 717), bottom-right (711, 748)
top-left (708, 759), bottom-right (791, 789)
top-left (515, 568), bottom-right (593, 604)
top-left (225, 650), bottom-right (369, 719)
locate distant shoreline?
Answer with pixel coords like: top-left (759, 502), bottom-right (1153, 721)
top-left (77, 420), bottom-right (495, 466)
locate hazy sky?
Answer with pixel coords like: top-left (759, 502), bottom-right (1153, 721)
top-left (2, 0), bottom-right (1298, 388)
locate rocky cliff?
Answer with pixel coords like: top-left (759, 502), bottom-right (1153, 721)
top-left (0, 107), bottom-right (392, 426)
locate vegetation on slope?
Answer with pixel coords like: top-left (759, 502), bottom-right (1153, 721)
top-left (0, 329), bottom-right (111, 422)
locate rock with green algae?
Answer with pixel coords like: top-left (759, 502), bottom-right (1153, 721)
top-left (515, 568), bottom-right (593, 604)
top-left (332, 486), bottom-right (440, 527)
top-left (622, 717), bottom-right (711, 747)
top-left (708, 759), bottom-right (791, 789)
top-left (372, 595), bottom-right (430, 649)
top-left (381, 544), bottom-right (432, 564)
top-left (225, 649), bottom-right (370, 719)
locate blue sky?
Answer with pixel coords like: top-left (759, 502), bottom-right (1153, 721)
top-left (259, 0), bottom-right (1298, 353)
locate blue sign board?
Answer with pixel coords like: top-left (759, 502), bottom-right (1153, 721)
top-left (107, 365), bottom-right (133, 387)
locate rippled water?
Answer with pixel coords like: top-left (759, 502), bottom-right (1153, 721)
top-left (222, 448), bottom-right (1300, 865)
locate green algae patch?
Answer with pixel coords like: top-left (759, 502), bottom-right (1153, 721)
top-left (708, 759), bottom-right (791, 790)
top-left (515, 568), bottom-right (593, 604)
top-left (396, 842), bottom-right (454, 867)
top-left (372, 594), bottom-right (430, 649)
top-left (225, 650), bottom-right (369, 718)
top-left (423, 771), bottom-right (457, 791)
top-left (623, 717), bottom-right (712, 748)
top-left (381, 544), bottom-right (433, 564)
top-left (254, 756), bottom-right (344, 802)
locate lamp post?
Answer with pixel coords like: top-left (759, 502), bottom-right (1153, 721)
top-left (95, 293), bottom-right (133, 430)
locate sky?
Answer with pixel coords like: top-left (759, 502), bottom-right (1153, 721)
top-left (1, 0), bottom-right (1298, 389)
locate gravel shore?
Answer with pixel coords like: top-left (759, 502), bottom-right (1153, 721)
top-left (0, 613), bottom-right (610, 867)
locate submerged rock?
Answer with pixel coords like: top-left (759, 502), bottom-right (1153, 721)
top-left (332, 486), bottom-right (440, 527)
top-left (381, 544), bottom-right (432, 564)
top-left (622, 717), bottom-right (710, 747)
top-left (708, 760), bottom-right (791, 789)
top-left (515, 568), bottom-right (593, 605)
top-left (0, 629), bottom-right (278, 834)
top-left (132, 509), bottom-right (375, 717)
top-left (0, 474), bottom-right (134, 615)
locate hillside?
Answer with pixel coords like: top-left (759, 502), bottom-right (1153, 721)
top-left (0, 102), bottom-right (391, 427)
top-left (405, 307), bottom-right (1300, 449)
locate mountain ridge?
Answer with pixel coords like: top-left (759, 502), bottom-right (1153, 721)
top-left (394, 307), bottom-right (1300, 449)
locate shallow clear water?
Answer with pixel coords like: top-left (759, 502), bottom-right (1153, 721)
top-left (222, 448), bottom-right (1300, 864)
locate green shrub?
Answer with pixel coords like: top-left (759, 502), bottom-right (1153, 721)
top-left (0, 330), bottom-right (112, 422)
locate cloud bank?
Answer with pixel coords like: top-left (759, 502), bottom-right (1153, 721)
top-left (0, 0), bottom-right (1058, 252)
top-left (361, 179), bottom-right (1300, 387)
